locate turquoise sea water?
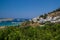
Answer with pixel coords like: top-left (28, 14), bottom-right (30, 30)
top-left (0, 22), bottom-right (21, 26)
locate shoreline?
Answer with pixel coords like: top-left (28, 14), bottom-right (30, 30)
top-left (0, 26), bottom-right (6, 29)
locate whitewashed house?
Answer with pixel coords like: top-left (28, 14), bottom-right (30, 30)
top-left (32, 17), bottom-right (37, 22)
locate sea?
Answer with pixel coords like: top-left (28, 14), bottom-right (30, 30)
top-left (0, 18), bottom-right (30, 26)
top-left (0, 22), bottom-right (21, 26)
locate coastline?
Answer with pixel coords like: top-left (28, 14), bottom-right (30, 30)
top-left (0, 26), bottom-right (6, 29)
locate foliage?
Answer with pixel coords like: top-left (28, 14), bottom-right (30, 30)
top-left (0, 23), bottom-right (60, 40)
top-left (39, 13), bottom-right (47, 19)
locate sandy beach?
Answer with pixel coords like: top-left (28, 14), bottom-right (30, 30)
top-left (0, 26), bottom-right (6, 29)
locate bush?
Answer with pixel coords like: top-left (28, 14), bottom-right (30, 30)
top-left (0, 23), bottom-right (60, 40)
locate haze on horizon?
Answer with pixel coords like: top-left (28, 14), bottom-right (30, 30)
top-left (0, 0), bottom-right (60, 18)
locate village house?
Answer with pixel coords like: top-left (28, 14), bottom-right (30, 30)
top-left (31, 8), bottom-right (60, 23)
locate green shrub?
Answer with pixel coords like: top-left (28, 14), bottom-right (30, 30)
top-left (0, 23), bottom-right (60, 40)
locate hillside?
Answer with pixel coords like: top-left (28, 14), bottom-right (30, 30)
top-left (31, 8), bottom-right (60, 23)
top-left (0, 22), bottom-right (60, 40)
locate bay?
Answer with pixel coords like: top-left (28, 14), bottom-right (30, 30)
top-left (0, 22), bottom-right (21, 26)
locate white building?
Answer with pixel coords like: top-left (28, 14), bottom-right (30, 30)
top-left (32, 17), bottom-right (37, 22)
top-left (31, 15), bottom-right (60, 23)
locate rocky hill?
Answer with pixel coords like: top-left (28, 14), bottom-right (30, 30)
top-left (30, 8), bottom-right (60, 23)
top-left (20, 8), bottom-right (60, 27)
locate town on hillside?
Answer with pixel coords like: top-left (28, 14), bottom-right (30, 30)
top-left (30, 8), bottom-right (60, 24)
top-left (21, 8), bottom-right (60, 27)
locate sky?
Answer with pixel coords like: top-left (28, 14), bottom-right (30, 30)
top-left (0, 0), bottom-right (60, 18)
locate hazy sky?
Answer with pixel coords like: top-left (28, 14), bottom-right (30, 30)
top-left (0, 0), bottom-right (60, 18)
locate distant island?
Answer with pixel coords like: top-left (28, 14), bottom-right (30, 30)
top-left (0, 18), bottom-right (29, 26)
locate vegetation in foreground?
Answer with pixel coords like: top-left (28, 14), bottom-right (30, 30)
top-left (0, 23), bottom-right (60, 40)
